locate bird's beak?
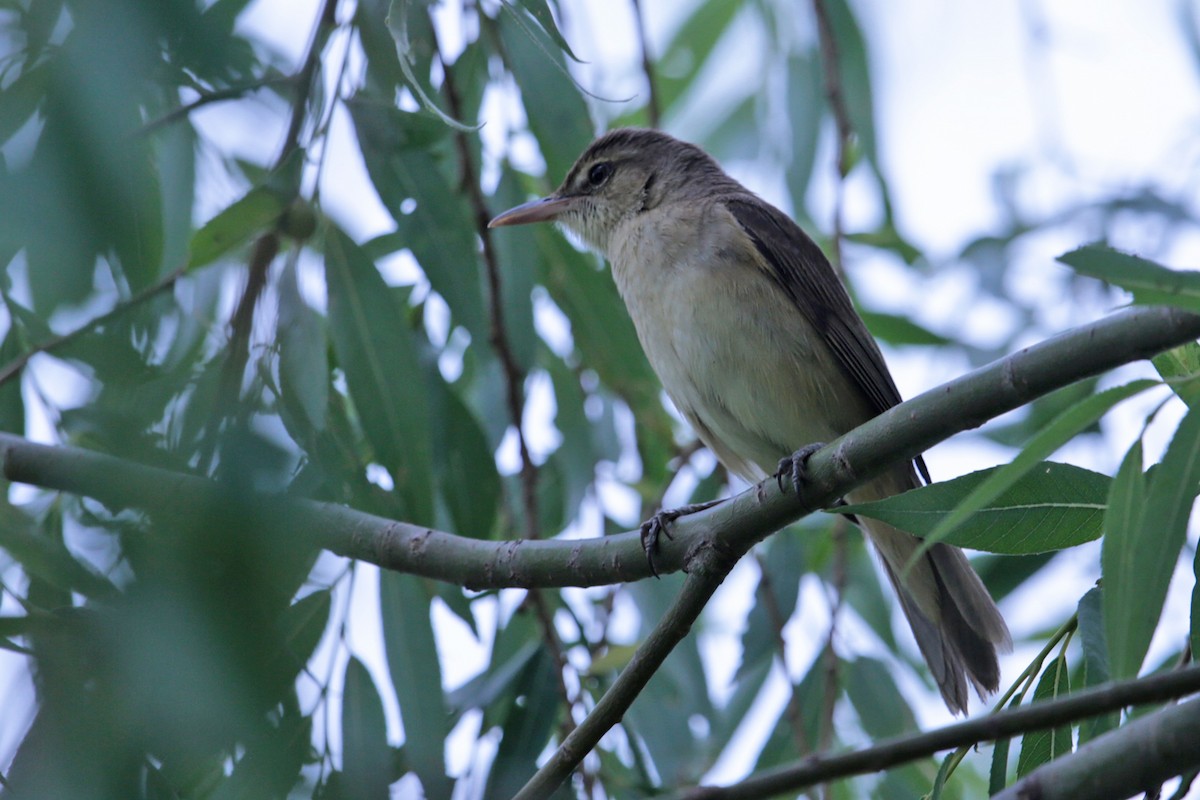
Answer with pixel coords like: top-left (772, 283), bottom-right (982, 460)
top-left (488, 195), bottom-right (576, 228)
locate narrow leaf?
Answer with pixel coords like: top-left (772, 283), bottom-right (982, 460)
top-left (510, 0), bottom-right (581, 62)
top-left (1152, 341), bottom-right (1200, 408)
top-left (497, 9), bottom-right (593, 179)
top-left (325, 227), bottom-right (435, 525)
top-left (860, 309), bottom-right (952, 347)
top-left (482, 648), bottom-right (560, 800)
top-left (1107, 405), bottom-right (1200, 680)
top-left (1077, 587), bottom-right (1119, 743)
top-left (385, 0), bottom-right (479, 130)
top-left (839, 461), bottom-right (1110, 554)
top-left (380, 571), bottom-right (452, 798)
top-left (845, 657), bottom-right (918, 739)
top-left (341, 657), bottom-right (392, 799)
top-left (887, 380), bottom-right (1157, 568)
top-left (1059, 244), bottom-right (1200, 312)
top-left (1016, 652), bottom-right (1073, 776)
top-left (277, 259), bottom-right (328, 434)
top-left (187, 186), bottom-right (285, 271)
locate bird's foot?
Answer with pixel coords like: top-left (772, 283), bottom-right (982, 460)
top-left (775, 442), bottom-right (826, 495)
top-left (640, 499), bottom-right (723, 577)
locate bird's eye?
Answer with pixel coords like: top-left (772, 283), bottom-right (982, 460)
top-left (587, 162), bottom-right (613, 187)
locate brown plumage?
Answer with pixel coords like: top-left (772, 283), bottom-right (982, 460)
top-left (491, 128), bottom-right (1011, 712)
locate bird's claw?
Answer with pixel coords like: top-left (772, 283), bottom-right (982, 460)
top-left (639, 499), bottom-right (724, 577)
top-left (775, 442), bottom-right (826, 495)
top-left (640, 509), bottom-right (680, 578)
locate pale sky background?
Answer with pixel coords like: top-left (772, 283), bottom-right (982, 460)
top-left (2, 0), bottom-right (1199, 796)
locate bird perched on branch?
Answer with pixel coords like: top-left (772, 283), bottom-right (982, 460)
top-left (490, 128), bottom-right (1010, 713)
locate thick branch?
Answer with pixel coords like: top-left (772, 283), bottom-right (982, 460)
top-left (994, 696), bottom-right (1200, 800)
top-left (680, 666), bottom-right (1200, 800)
top-left (0, 306), bottom-right (1197, 589)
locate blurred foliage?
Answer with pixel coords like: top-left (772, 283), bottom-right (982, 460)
top-left (0, 0), bottom-right (1197, 798)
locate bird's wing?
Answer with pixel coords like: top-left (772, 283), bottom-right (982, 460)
top-left (723, 195), bottom-right (931, 484)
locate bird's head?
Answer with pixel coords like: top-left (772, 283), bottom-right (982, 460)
top-left (488, 128), bottom-right (734, 255)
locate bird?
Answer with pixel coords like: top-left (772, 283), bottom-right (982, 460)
top-left (488, 127), bottom-right (1010, 713)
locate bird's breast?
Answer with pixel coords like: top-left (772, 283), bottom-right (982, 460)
top-left (606, 204), bottom-right (874, 480)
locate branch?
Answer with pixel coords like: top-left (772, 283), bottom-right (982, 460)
top-left (677, 666), bottom-right (1200, 799)
top-left (811, 0), bottom-right (854, 177)
top-left (0, 306), bottom-right (1197, 590)
top-left (630, 0), bottom-right (662, 128)
top-left (994, 696), bottom-right (1200, 800)
top-left (0, 263), bottom-right (188, 388)
top-left (208, 0), bottom-right (339, 445)
top-left (137, 75), bottom-right (294, 137)
top-left (514, 539), bottom-right (743, 800)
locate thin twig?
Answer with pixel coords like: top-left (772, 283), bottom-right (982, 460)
top-left (438, 58), bottom-right (539, 543)
top-left (137, 75), bottom-right (294, 137)
top-left (630, 0), bottom-right (662, 128)
top-left (810, 0), bottom-right (853, 273)
top-left (439, 41), bottom-right (581, 754)
top-left (0, 263), bottom-right (188, 389)
top-left (810, 0), bottom-right (853, 177)
top-left (207, 0), bottom-right (339, 454)
top-left (678, 666), bottom-right (1200, 800)
top-left (513, 540), bottom-right (745, 800)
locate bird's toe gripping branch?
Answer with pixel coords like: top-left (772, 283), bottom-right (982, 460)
top-left (639, 499), bottom-right (724, 577)
top-left (774, 442), bottom-right (826, 497)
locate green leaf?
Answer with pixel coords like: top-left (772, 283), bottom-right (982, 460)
top-left (988, 693), bottom-right (1024, 794)
top-left (379, 571), bottom-right (452, 798)
top-left (1016, 652), bottom-right (1072, 777)
top-left (1106, 406), bottom-right (1200, 680)
top-left (490, 166), bottom-right (541, 373)
top-left (1077, 587), bottom-right (1119, 743)
top-left (508, 0), bottom-right (581, 62)
top-left (839, 462), bottom-right (1110, 555)
top-left (276, 590), bottom-right (331, 680)
top-left (431, 385), bottom-right (500, 538)
top-left (1152, 341), bottom-right (1200, 408)
top-left (341, 657), bottom-right (392, 800)
top-left (497, 9), bottom-right (593, 180)
top-left (356, 0), bottom-right (406, 92)
top-left (0, 326), bottom-right (26, 435)
top-left (884, 380), bottom-right (1157, 566)
top-left (277, 259), bottom-right (328, 435)
top-left (983, 378), bottom-right (1103, 448)
top-left (385, 0), bottom-right (479, 130)
top-left (0, 500), bottom-right (116, 599)
top-left (0, 61), bottom-right (47, 145)
top-left (187, 186), bottom-right (285, 271)
top-left (737, 534), bottom-right (805, 681)
top-left (547, 358), bottom-right (596, 521)
top-left (325, 227), bottom-right (435, 525)
top-left (446, 640), bottom-right (540, 724)
top-left (1059, 244), bottom-right (1200, 312)
top-left (482, 647), bottom-right (560, 800)
top-left (348, 101), bottom-right (489, 345)
top-left (784, 50), bottom-right (823, 224)
top-left (657, 0), bottom-right (741, 112)
top-left (860, 309), bottom-right (952, 347)
top-left (845, 657), bottom-right (918, 739)
top-left (824, 0), bottom-right (877, 166)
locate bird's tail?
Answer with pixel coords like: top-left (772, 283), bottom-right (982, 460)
top-left (852, 477), bottom-right (1011, 713)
